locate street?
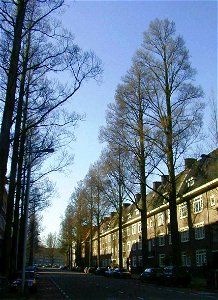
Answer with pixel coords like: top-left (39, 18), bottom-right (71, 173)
top-left (35, 270), bottom-right (218, 300)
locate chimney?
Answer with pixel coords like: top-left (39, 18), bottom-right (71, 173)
top-left (185, 158), bottom-right (197, 169)
top-left (161, 175), bottom-right (169, 185)
top-left (110, 212), bottom-right (116, 218)
top-left (153, 181), bottom-right (161, 190)
top-left (123, 203), bottom-right (131, 208)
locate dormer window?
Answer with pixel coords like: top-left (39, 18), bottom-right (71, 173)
top-left (186, 177), bottom-right (195, 187)
top-left (135, 209), bottom-right (139, 215)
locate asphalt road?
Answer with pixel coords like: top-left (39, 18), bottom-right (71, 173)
top-left (33, 270), bottom-right (218, 300)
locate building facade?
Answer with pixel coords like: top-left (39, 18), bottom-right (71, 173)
top-left (81, 149), bottom-right (218, 272)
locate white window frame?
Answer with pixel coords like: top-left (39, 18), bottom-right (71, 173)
top-left (158, 234), bottom-right (165, 246)
top-left (135, 209), bottom-right (140, 215)
top-left (210, 195), bottom-right (216, 207)
top-left (196, 249), bottom-right (207, 266)
top-left (180, 227), bottom-right (189, 242)
top-left (132, 224), bottom-right (136, 235)
top-left (179, 203), bottom-right (188, 218)
top-left (159, 254), bottom-right (165, 267)
top-left (167, 209), bottom-right (170, 223)
top-left (187, 177), bottom-right (195, 187)
top-left (127, 241), bottom-right (131, 251)
top-left (138, 221), bottom-right (141, 233)
top-left (157, 212), bottom-right (164, 226)
top-left (193, 196), bottom-right (203, 214)
top-left (181, 252), bottom-right (191, 267)
top-left (194, 222), bottom-right (205, 240)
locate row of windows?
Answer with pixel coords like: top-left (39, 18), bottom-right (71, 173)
top-left (100, 224), bottom-right (206, 254)
top-left (100, 249), bottom-right (207, 268)
top-left (129, 249), bottom-right (207, 268)
top-left (107, 196), bottom-right (216, 242)
top-left (179, 195), bottom-right (216, 218)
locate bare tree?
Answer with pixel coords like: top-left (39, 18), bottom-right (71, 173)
top-left (136, 18), bottom-right (204, 265)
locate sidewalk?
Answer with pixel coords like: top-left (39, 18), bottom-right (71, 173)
top-left (29, 273), bottom-right (66, 300)
top-left (0, 273), bottom-right (66, 300)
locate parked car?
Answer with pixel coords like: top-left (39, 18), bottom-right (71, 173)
top-left (95, 267), bottom-right (107, 275)
top-left (113, 268), bottom-right (131, 279)
top-left (9, 271), bottom-right (38, 293)
top-left (140, 267), bottom-right (163, 283)
top-left (159, 266), bottom-right (191, 287)
top-left (104, 268), bottom-right (114, 277)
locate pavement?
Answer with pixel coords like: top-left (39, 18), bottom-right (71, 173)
top-left (0, 272), bottom-right (217, 299)
top-left (0, 273), bottom-right (66, 300)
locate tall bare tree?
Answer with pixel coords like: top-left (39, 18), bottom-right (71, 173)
top-left (136, 18), bottom-right (204, 265)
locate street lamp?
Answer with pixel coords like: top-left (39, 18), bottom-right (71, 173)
top-left (21, 146), bottom-right (54, 295)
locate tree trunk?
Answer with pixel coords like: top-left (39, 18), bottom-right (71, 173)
top-left (0, 0), bottom-right (27, 216)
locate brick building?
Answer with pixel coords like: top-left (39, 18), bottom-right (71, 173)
top-left (81, 149), bottom-right (218, 272)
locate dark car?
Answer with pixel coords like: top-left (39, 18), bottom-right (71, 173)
top-left (104, 268), bottom-right (114, 277)
top-left (140, 267), bottom-right (163, 283)
top-left (113, 268), bottom-right (131, 279)
top-left (160, 266), bottom-right (191, 287)
top-left (9, 271), bottom-right (38, 293)
top-left (95, 267), bottom-right (107, 275)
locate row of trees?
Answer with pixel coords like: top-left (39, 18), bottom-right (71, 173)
top-left (0, 0), bottom-right (102, 277)
top-left (59, 18), bottom-right (210, 269)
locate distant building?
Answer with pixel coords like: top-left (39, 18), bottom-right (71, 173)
top-left (82, 148), bottom-right (218, 271)
top-left (34, 245), bottom-right (65, 267)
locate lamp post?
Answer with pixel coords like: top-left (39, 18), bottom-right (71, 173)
top-left (21, 147), bottom-right (54, 295)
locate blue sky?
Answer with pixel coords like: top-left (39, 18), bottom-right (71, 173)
top-left (41, 0), bottom-right (217, 238)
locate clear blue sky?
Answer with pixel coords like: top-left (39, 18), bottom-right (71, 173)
top-left (41, 0), bottom-right (217, 239)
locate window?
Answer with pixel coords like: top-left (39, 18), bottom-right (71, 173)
top-left (132, 256), bottom-right (137, 267)
top-left (181, 252), bottom-right (191, 267)
top-left (168, 231), bottom-right (172, 245)
top-left (210, 195), bottom-right (216, 207)
top-left (196, 249), bottom-right (207, 266)
top-left (194, 222), bottom-right (205, 240)
top-left (132, 224), bottom-right (136, 235)
top-left (157, 212), bottom-right (164, 226)
top-left (148, 240), bottom-right (152, 252)
top-left (159, 254), bottom-right (165, 267)
top-left (180, 227), bottom-right (189, 242)
top-left (158, 234), bottom-right (165, 246)
top-left (167, 209), bottom-right (170, 223)
top-left (127, 241), bottom-right (131, 251)
top-left (135, 209), bottom-right (140, 215)
top-left (138, 256), bottom-right (142, 266)
top-left (127, 227), bottom-right (130, 236)
top-left (138, 240), bottom-right (142, 250)
top-left (193, 196), bottom-right (203, 214)
top-left (187, 177), bottom-right (195, 187)
top-left (122, 243), bottom-right (126, 252)
top-left (179, 203), bottom-right (188, 218)
top-left (138, 221), bottom-right (141, 233)
top-left (150, 219), bottom-right (153, 227)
